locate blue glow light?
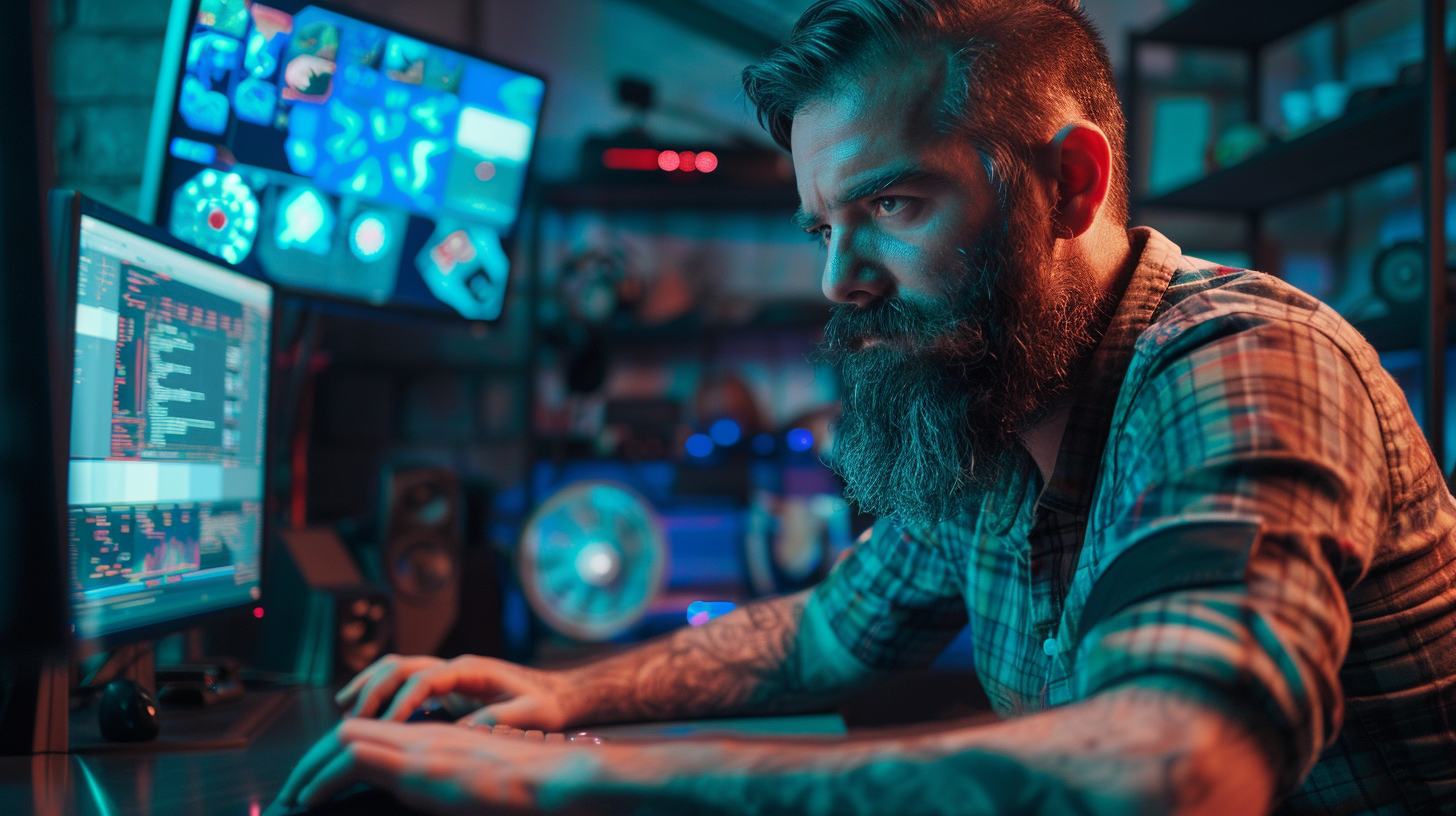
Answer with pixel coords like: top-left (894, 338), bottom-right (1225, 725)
top-left (752, 433), bottom-right (775, 456)
top-left (709, 418), bottom-right (741, 447)
top-left (685, 434), bottom-right (714, 458)
top-left (686, 601), bottom-right (736, 626)
top-left (786, 428), bottom-right (815, 453)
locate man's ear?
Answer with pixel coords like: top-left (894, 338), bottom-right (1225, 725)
top-left (1050, 122), bottom-right (1112, 240)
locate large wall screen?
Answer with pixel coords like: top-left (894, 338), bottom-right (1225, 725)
top-left (151, 0), bottom-right (544, 320)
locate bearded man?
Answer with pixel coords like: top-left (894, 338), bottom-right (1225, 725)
top-left (272, 1), bottom-right (1456, 813)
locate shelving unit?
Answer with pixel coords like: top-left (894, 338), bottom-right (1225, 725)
top-left (522, 178), bottom-right (812, 508)
top-left (1128, 0), bottom-right (1449, 460)
top-left (1143, 84), bottom-right (1450, 210)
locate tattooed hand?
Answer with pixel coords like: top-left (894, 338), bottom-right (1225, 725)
top-left (335, 653), bottom-right (575, 731)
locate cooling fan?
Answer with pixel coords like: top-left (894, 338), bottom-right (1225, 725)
top-left (518, 481), bottom-right (667, 641)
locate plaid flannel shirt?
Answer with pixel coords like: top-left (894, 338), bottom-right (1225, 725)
top-left (813, 228), bottom-right (1456, 814)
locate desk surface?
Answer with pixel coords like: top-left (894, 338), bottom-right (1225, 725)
top-left (0, 688), bottom-right (846, 816)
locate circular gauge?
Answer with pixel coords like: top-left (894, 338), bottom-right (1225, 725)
top-left (1373, 242), bottom-right (1428, 306)
top-left (169, 169), bottom-right (260, 264)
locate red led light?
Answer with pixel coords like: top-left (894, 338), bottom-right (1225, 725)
top-left (253, 607), bottom-right (265, 618)
top-left (607, 147), bottom-right (720, 173)
top-left (207, 208), bottom-right (227, 230)
top-left (602, 148), bottom-right (662, 171)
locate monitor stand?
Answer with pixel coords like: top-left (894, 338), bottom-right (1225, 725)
top-left (66, 640), bottom-right (296, 754)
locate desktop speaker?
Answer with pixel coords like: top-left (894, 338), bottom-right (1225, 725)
top-left (380, 467), bottom-right (463, 656)
top-left (263, 528), bottom-right (394, 686)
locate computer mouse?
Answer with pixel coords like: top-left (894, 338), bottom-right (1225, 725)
top-left (98, 678), bottom-right (161, 742)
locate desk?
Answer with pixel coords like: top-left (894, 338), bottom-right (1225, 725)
top-left (0, 688), bottom-right (846, 815)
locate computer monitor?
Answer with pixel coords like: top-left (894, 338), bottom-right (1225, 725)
top-left (61, 195), bottom-right (273, 644)
top-left (140, 0), bottom-right (546, 321)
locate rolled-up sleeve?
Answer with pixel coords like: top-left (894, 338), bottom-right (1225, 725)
top-left (1073, 301), bottom-right (1388, 793)
top-left (813, 518), bottom-right (970, 672)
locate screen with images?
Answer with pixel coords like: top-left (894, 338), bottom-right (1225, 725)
top-left (68, 214), bottom-right (272, 640)
top-left (153, 0), bottom-right (545, 320)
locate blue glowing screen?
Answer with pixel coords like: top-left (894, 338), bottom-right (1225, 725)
top-left (158, 1), bottom-right (544, 320)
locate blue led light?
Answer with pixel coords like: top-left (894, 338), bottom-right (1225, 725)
top-left (685, 434), bottom-right (714, 458)
top-left (687, 601), bottom-right (736, 626)
top-left (786, 428), bottom-right (815, 453)
top-left (709, 418), bottom-right (741, 447)
top-left (752, 433), bottom-right (775, 456)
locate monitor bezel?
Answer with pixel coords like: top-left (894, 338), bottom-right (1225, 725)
top-left (138, 0), bottom-right (548, 324)
top-left (60, 192), bottom-right (279, 649)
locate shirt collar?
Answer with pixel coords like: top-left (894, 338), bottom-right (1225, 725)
top-left (1036, 226), bottom-right (1183, 514)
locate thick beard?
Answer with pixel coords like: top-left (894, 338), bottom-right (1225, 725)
top-left (820, 201), bottom-right (1110, 526)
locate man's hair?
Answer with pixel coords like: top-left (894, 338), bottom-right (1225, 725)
top-left (742, 0), bottom-right (1129, 225)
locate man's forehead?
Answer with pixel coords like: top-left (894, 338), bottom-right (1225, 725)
top-left (793, 58), bottom-right (947, 159)
top-left (790, 57), bottom-right (958, 217)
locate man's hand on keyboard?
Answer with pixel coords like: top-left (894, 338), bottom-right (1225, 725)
top-left (335, 653), bottom-right (573, 731)
top-left (269, 718), bottom-right (607, 815)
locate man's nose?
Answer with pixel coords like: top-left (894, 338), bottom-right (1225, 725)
top-left (821, 231), bottom-right (893, 307)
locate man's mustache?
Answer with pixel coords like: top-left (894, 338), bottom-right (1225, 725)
top-left (819, 296), bottom-right (992, 364)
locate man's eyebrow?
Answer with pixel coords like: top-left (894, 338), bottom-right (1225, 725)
top-left (792, 166), bottom-right (936, 231)
top-left (839, 166), bottom-right (932, 206)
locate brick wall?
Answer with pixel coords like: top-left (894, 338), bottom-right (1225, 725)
top-left (48, 0), bottom-right (171, 216)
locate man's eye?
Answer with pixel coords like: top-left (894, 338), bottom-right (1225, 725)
top-left (808, 227), bottom-right (830, 247)
top-left (874, 197), bottom-right (906, 216)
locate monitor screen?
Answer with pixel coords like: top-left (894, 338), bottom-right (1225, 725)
top-left (67, 213), bottom-right (272, 641)
top-left (148, 1), bottom-right (545, 320)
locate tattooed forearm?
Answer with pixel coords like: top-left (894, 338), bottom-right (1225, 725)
top-left (556, 677), bottom-right (1279, 816)
top-left (558, 590), bottom-right (857, 725)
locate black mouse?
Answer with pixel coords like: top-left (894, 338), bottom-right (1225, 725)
top-left (98, 678), bottom-right (161, 742)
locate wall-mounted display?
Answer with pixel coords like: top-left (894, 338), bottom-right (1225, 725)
top-left (144, 1), bottom-right (546, 320)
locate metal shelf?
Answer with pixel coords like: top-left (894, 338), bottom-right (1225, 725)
top-left (1141, 85), bottom-right (1448, 211)
top-left (1140, 0), bottom-right (1365, 49)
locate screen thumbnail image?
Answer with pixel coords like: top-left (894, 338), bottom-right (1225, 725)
top-left (281, 16), bottom-right (338, 103)
top-left (416, 219), bottom-right (509, 320)
top-left (254, 176), bottom-right (408, 304)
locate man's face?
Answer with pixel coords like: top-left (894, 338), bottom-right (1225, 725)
top-left (792, 57), bottom-right (1108, 525)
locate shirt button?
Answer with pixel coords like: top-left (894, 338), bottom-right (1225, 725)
top-left (1042, 637), bottom-right (1060, 656)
